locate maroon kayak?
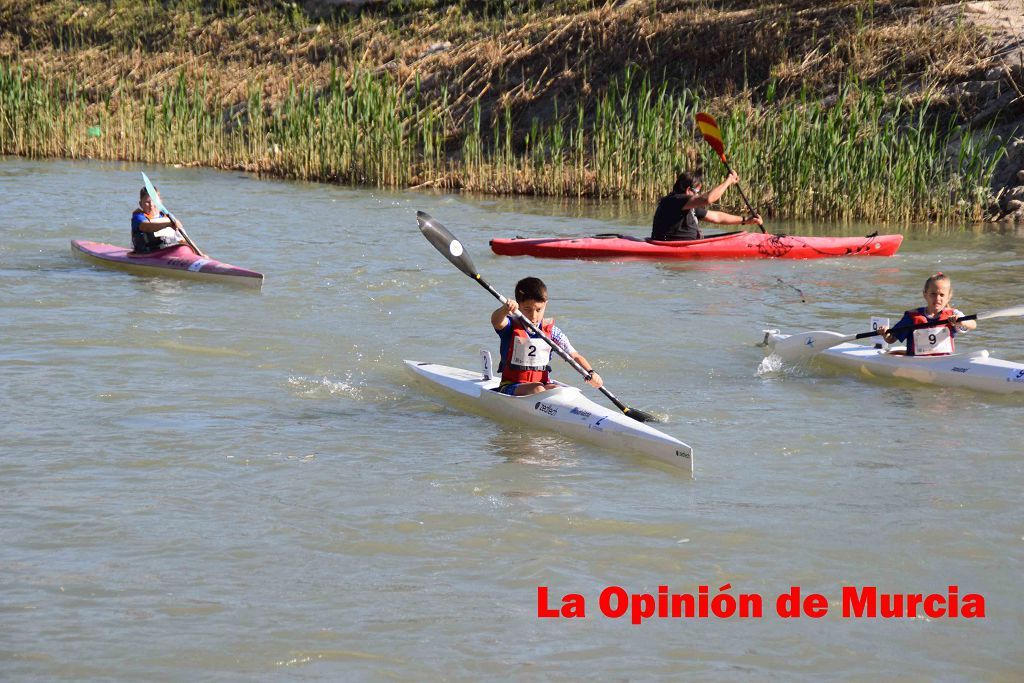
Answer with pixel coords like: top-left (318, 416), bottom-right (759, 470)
top-left (490, 231), bottom-right (903, 260)
top-left (71, 240), bottom-right (263, 286)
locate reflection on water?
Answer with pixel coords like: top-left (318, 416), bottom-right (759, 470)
top-left (487, 427), bottom-right (582, 468)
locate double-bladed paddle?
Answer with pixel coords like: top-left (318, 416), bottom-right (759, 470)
top-left (771, 305), bottom-right (1024, 362)
top-left (416, 211), bottom-right (661, 423)
top-left (141, 172), bottom-right (205, 257)
top-left (695, 112), bottom-right (765, 233)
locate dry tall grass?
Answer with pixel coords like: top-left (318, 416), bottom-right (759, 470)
top-left (0, 0), bottom-right (1008, 221)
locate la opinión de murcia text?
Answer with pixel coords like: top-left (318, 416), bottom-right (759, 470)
top-left (538, 585), bottom-right (985, 624)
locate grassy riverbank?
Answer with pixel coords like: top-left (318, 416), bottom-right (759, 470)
top-left (0, 0), bottom-right (1009, 222)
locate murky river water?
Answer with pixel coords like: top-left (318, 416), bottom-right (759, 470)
top-left (2, 157), bottom-right (1022, 679)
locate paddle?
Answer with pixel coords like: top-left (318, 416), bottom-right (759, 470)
top-left (695, 112), bottom-right (765, 233)
top-left (771, 305), bottom-right (1024, 362)
top-left (417, 211), bottom-right (661, 423)
top-left (141, 172), bottom-right (205, 257)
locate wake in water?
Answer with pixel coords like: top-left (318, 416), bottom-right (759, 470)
top-left (754, 330), bottom-right (812, 379)
top-left (287, 373), bottom-right (400, 403)
top-left (756, 353), bottom-right (785, 377)
top-left (755, 352), bottom-right (816, 379)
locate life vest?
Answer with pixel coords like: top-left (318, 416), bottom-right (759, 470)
top-left (131, 209), bottom-right (171, 253)
top-left (905, 308), bottom-right (956, 356)
top-left (500, 317), bottom-right (555, 384)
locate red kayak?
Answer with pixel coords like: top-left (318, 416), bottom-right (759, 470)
top-left (71, 240), bottom-right (263, 286)
top-left (490, 231), bottom-right (903, 260)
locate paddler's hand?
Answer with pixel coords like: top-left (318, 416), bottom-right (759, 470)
top-left (585, 370), bottom-right (603, 389)
top-left (742, 213), bottom-right (763, 227)
top-left (505, 300), bottom-right (519, 316)
top-left (876, 325), bottom-right (890, 342)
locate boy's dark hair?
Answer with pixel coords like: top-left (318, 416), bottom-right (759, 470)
top-left (672, 169), bottom-right (703, 194)
top-left (514, 277), bottom-right (547, 303)
top-left (139, 187), bottom-right (152, 200)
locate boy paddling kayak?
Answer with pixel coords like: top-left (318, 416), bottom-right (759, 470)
top-left (491, 277), bottom-right (603, 397)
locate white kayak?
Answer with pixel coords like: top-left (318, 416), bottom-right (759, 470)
top-left (404, 360), bottom-right (694, 474)
top-left (762, 331), bottom-right (1024, 394)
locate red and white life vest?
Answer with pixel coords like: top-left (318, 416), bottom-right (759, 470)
top-left (501, 317), bottom-right (555, 384)
top-left (905, 308), bottom-right (956, 356)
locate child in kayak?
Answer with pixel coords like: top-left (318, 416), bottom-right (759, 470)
top-left (651, 168), bottom-right (763, 241)
top-left (131, 186), bottom-right (185, 253)
top-left (878, 272), bottom-right (976, 355)
top-left (490, 277), bottom-right (603, 396)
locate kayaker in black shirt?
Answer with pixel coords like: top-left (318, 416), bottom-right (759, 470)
top-left (651, 169), bottom-right (763, 241)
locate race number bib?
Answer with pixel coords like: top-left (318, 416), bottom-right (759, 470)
top-left (913, 325), bottom-right (953, 355)
top-left (511, 335), bottom-right (552, 368)
top-left (870, 316), bottom-right (890, 349)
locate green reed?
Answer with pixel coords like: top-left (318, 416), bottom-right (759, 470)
top-left (0, 61), bottom-right (1004, 223)
top-left (709, 81), bottom-right (1004, 222)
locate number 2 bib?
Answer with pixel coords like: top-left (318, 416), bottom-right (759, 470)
top-left (511, 335), bottom-right (552, 368)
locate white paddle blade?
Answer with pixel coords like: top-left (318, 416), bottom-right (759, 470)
top-left (977, 305), bottom-right (1024, 320)
top-left (141, 172), bottom-right (170, 216)
top-left (769, 331), bottom-right (852, 362)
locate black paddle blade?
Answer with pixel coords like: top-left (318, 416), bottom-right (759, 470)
top-left (600, 387), bottom-right (662, 423)
top-left (624, 407), bottom-right (661, 423)
top-left (417, 211), bottom-right (477, 278)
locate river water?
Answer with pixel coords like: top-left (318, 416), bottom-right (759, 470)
top-left (2, 157), bottom-right (1022, 680)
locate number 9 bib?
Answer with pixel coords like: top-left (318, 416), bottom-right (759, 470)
top-left (913, 325), bottom-right (953, 355)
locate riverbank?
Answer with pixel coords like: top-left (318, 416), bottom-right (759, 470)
top-left (1, 0), bottom-right (1021, 222)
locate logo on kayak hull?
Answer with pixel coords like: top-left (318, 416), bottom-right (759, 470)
top-left (534, 402), bottom-right (558, 416)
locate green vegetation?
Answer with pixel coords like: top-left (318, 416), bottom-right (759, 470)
top-left (0, 0), bottom-right (1008, 222)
